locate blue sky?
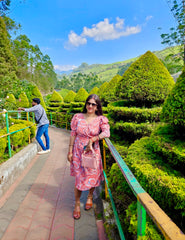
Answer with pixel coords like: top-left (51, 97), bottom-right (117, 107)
top-left (9, 0), bottom-right (176, 72)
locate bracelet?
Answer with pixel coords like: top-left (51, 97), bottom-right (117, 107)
top-left (98, 135), bottom-right (101, 140)
top-left (69, 144), bottom-right (74, 146)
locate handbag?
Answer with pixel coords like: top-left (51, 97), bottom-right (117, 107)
top-left (81, 148), bottom-right (97, 169)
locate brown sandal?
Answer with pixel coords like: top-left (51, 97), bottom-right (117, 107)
top-left (73, 202), bottom-right (81, 220)
top-left (85, 195), bottom-right (93, 210)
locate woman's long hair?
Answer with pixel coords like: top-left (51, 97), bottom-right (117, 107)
top-left (82, 94), bottom-right (103, 116)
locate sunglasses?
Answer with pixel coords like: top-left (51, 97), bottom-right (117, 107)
top-left (86, 102), bottom-right (97, 107)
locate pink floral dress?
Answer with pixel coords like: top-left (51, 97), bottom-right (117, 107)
top-left (70, 113), bottom-right (110, 191)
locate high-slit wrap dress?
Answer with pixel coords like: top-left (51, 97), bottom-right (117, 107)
top-left (70, 113), bottom-right (110, 191)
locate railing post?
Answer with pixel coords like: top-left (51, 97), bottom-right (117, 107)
top-left (26, 112), bottom-right (31, 144)
top-left (32, 112), bottom-right (35, 123)
top-left (137, 200), bottom-right (146, 238)
top-left (50, 112), bottom-right (53, 125)
top-left (103, 139), bottom-right (108, 199)
top-left (5, 111), bottom-right (11, 158)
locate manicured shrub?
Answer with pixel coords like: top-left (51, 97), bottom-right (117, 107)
top-left (146, 124), bottom-right (185, 174)
top-left (17, 92), bottom-right (29, 108)
top-left (98, 81), bottom-right (109, 104)
top-left (59, 88), bottom-right (70, 98)
top-left (108, 105), bottom-right (162, 123)
top-left (9, 118), bottom-right (36, 139)
top-left (111, 121), bottom-right (159, 143)
top-left (116, 51), bottom-right (175, 105)
top-left (89, 87), bottom-right (99, 95)
top-left (49, 90), bottom-right (63, 102)
top-left (161, 67), bottom-right (185, 128)
top-left (64, 90), bottom-right (76, 103)
top-left (30, 86), bottom-right (46, 110)
top-left (125, 137), bottom-right (185, 229)
top-left (74, 88), bottom-right (88, 102)
top-left (9, 124), bottom-right (24, 147)
top-left (5, 93), bottom-right (17, 109)
top-left (103, 75), bottom-right (122, 103)
top-left (0, 129), bottom-right (7, 157)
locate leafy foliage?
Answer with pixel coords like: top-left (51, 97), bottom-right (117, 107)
top-left (89, 87), bottom-right (99, 95)
top-left (98, 81), bottom-right (109, 104)
top-left (56, 72), bottom-right (101, 92)
top-left (64, 90), bottom-right (76, 103)
top-left (116, 51), bottom-right (175, 105)
top-left (17, 92), bottom-right (29, 108)
top-left (107, 105), bottom-right (162, 123)
top-left (0, 16), bottom-right (19, 97)
top-left (74, 88), bottom-right (88, 102)
top-left (50, 91), bottom-right (63, 102)
top-left (161, 67), bottom-right (185, 127)
top-left (58, 88), bottom-right (70, 98)
top-left (101, 75), bottom-right (122, 103)
top-left (30, 86), bottom-right (46, 110)
top-left (5, 93), bottom-right (16, 110)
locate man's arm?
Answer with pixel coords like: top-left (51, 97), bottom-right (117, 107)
top-left (18, 105), bottom-right (38, 112)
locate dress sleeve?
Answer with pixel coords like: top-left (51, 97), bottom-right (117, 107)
top-left (99, 116), bottom-right (110, 138)
top-left (70, 114), bottom-right (78, 136)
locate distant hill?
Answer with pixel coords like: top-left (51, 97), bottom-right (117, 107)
top-left (57, 45), bottom-right (183, 83)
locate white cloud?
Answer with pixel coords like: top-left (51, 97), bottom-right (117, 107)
top-left (65, 17), bottom-right (141, 48)
top-left (54, 64), bottom-right (78, 72)
top-left (146, 16), bottom-right (153, 21)
top-left (65, 31), bottom-right (87, 49)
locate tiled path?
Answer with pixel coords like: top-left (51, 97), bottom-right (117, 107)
top-left (0, 127), bottom-right (106, 240)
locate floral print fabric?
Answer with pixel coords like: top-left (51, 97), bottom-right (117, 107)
top-left (70, 113), bottom-right (110, 191)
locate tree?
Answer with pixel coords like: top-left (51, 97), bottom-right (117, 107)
top-left (0, 16), bottom-right (18, 97)
top-left (89, 87), bottom-right (99, 95)
top-left (160, 0), bottom-right (185, 63)
top-left (161, 66), bottom-right (185, 128)
top-left (0, 0), bottom-right (11, 16)
top-left (116, 51), bottom-right (175, 106)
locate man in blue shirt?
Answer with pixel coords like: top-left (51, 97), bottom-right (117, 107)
top-left (18, 98), bottom-right (50, 155)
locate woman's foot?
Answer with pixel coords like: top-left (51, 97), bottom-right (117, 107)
top-left (85, 195), bottom-right (93, 210)
top-left (73, 202), bottom-right (81, 220)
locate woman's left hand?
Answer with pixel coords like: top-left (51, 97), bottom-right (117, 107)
top-left (85, 139), bottom-right (93, 152)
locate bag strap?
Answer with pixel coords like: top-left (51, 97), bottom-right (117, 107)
top-left (36, 108), bottom-right (44, 123)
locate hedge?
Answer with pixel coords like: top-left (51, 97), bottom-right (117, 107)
top-left (64, 90), bottom-right (76, 103)
top-left (111, 121), bottom-right (159, 143)
top-left (107, 105), bottom-right (162, 123)
top-left (125, 137), bottom-right (185, 229)
top-left (74, 88), bottom-right (88, 102)
top-left (0, 129), bottom-right (7, 157)
top-left (146, 124), bottom-right (185, 174)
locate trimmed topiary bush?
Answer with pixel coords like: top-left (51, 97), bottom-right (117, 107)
top-left (30, 86), bottom-right (46, 110)
top-left (98, 81), bottom-right (109, 104)
top-left (49, 90), bottom-right (63, 102)
top-left (59, 88), bottom-right (70, 98)
top-left (116, 51), bottom-right (175, 105)
top-left (161, 67), bottom-right (185, 128)
top-left (17, 92), bottom-right (29, 108)
top-left (103, 75), bottom-right (122, 103)
top-left (89, 87), bottom-right (99, 95)
top-left (64, 90), bottom-right (76, 103)
top-left (5, 93), bottom-right (17, 109)
top-left (74, 88), bottom-right (88, 102)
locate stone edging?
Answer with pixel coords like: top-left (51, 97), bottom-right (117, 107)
top-left (0, 142), bottom-right (38, 198)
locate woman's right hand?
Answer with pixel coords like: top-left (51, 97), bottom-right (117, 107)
top-left (68, 152), bottom-right (73, 163)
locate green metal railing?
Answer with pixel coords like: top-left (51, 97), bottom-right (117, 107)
top-left (102, 138), bottom-right (185, 240)
top-left (0, 110), bottom-right (35, 158)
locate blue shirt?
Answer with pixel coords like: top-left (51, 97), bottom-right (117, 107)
top-left (25, 104), bottom-right (49, 127)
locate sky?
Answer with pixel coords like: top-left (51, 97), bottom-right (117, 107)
top-left (8, 0), bottom-right (177, 72)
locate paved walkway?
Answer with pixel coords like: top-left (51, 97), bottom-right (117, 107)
top-left (0, 127), bottom-right (107, 240)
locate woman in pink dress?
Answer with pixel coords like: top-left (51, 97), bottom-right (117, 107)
top-left (67, 94), bottom-right (110, 220)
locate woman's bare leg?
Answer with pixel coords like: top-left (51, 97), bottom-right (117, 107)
top-left (74, 187), bottom-right (82, 216)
